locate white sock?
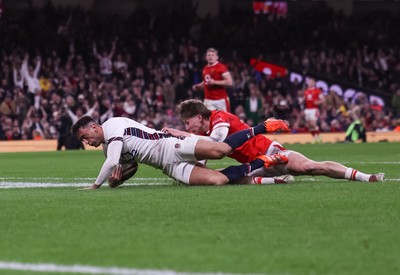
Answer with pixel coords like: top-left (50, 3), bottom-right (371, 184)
top-left (345, 168), bottom-right (371, 182)
top-left (252, 177), bottom-right (275, 185)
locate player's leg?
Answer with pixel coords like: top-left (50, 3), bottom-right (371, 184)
top-left (188, 165), bottom-right (230, 185)
top-left (231, 175), bottom-right (294, 185)
top-left (188, 161), bottom-right (291, 185)
top-left (173, 139), bottom-right (285, 184)
top-left (287, 151), bottom-right (384, 182)
top-left (305, 109), bottom-right (321, 143)
top-left (194, 119), bottom-right (290, 160)
top-left (286, 151), bottom-right (347, 178)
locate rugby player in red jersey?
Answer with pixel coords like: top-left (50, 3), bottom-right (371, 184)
top-left (162, 100), bottom-right (384, 183)
top-left (303, 78), bottom-right (324, 143)
top-left (192, 48), bottom-right (233, 112)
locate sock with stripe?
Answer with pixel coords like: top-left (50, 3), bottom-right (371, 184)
top-left (252, 177), bottom-right (275, 184)
top-left (345, 168), bottom-right (370, 182)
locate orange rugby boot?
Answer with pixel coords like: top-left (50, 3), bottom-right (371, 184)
top-left (256, 154), bottom-right (289, 168)
top-left (264, 118), bottom-right (290, 133)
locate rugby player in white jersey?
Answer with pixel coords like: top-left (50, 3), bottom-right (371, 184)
top-left (72, 116), bottom-right (290, 189)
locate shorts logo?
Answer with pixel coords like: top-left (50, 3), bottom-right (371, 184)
top-left (175, 143), bottom-right (181, 149)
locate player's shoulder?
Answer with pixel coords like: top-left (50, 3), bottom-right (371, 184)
top-left (216, 62), bottom-right (228, 70)
top-left (211, 109), bottom-right (229, 119)
top-left (211, 110), bottom-right (234, 125)
top-left (103, 117), bottom-right (128, 126)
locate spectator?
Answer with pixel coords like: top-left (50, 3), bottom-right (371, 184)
top-left (345, 108), bottom-right (366, 143)
top-left (21, 54), bottom-right (41, 95)
top-left (0, 93), bottom-right (17, 119)
top-left (391, 88), bottom-right (400, 116)
top-left (93, 40), bottom-right (117, 82)
top-left (244, 82), bottom-right (263, 125)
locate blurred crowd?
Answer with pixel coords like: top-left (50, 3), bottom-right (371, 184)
top-left (0, 2), bottom-right (400, 147)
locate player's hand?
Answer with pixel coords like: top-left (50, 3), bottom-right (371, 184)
top-left (206, 78), bottom-right (215, 85)
top-left (108, 164), bottom-right (122, 182)
top-left (79, 183), bottom-right (100, 190)
top-left (161, 127), bottom-right (189, 137)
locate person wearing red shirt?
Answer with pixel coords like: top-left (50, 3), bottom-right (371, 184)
top-left (162, 100), bottom-right (384, 183)
top-left (192, 48), bottom-right (233, 112)
top-left (303, 78), bottom-right (324, 143)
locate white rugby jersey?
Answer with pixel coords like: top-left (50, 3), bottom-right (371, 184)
top-left (95, 117), bottom-right (186, 185)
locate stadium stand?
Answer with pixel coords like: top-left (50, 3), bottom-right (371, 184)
top-left (0, 1), bottom-right (399, 148)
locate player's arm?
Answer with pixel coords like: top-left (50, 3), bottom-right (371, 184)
top-left (207, 72), bottom-right (233, 87)
top-left (192, 81), bottom-right (204, 91)
top-left (161, 127), bottom-right (191, 137)
top-left (184, 124), bottom-right (229, 142)
top-left (162, 127), bottom-right (214, 141)
top-left (208, 124), bottom-right (229, 142)
top-left (161, 125), bottom-right (229, 142)
top-left (89, 139), bottom-right (123, 189)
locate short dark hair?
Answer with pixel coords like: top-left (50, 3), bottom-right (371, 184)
top-left (177, 99), bottom-right (212, 119)
top-left (71, 116), bottom-right (97, 137)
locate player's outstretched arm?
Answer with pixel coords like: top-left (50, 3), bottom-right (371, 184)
top-left (161, 127), bottom-right (190, 137)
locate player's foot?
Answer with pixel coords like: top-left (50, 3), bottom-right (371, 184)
top-left (274, 174), bottom-right (294, 184)
top-left (368, 173), bottom-right (385, 182)
top-left (252, 175), bottom-right (294, 184)
top-left (257, 154), bottom-right (289, 168)
top-left (264, 118), bottom-right (290, 133)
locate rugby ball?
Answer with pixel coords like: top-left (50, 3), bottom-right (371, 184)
top-left (108, 162), bottom-right (139, 188)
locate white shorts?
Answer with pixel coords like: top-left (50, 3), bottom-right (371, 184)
top-left (247, 141), bottom-right (293, 177)
top-left (161, 137), bottom-right (200, 184)
top-left (304, 108), bottom-right (319, 121)
top-left (204, 98), bottom-right (230, 112)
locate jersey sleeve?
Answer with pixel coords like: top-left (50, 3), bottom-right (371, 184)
top-left (209, 112), bottom-right (230, 142)
top-left (95, 120), bottom-right (126, 186)
top-left (209, 126), bottom-right (229, 142)
top-left (219, 63), bottom-right (228, 74)
top-left (95, 139), bottom-right (123, 186)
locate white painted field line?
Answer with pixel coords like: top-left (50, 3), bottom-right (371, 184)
top-left (297, 177), bottom-right (400, 182)
top-left (0, 177), bottom-right (170, 181)
top-left (0, 181), bottom-right (173, 189)
top-left (0, 261), bottom-right (251, 275)
top-left (1, 178), bottom-right (399, 189)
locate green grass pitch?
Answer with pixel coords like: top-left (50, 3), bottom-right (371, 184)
top-left (0, 142), bottom-right (399, 275)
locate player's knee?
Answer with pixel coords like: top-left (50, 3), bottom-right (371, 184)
top-left (218, 144), bottom-right (232, 158)
top-left (208, 148), bottom-right (228, 159)
top-left (209, 174), bottom-right (229, 185)
top-left (214, 178), bottom-right (227, 185)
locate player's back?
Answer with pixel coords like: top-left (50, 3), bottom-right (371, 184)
top-left (209, 110), bottom-right (273, 163)
top-left (102, 117), bottom-right (184, 169)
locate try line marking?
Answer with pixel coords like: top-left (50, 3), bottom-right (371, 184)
top-left (1, 178), bottom-right (400, 189)
top-left (0, 181), bottom-right (172, 189)
top-left (0, 261), bottom-right (255, 275)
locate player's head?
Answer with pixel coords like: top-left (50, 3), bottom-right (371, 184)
top-left (205, 48), bottom-right (219, 64)
top-left (178, 99), bottom-right (212, 134)
top-left (72, 116), bottom-right (104, 147)
top-left (307, 78), bottom-right (316, 88)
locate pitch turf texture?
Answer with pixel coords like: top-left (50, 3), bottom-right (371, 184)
top-left (0, 142), bottom-right (399, 275)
